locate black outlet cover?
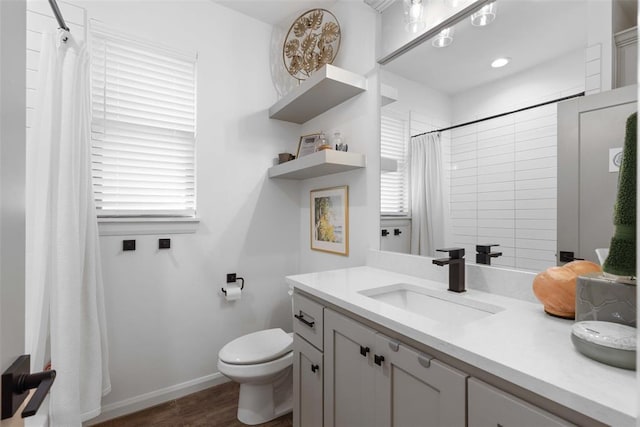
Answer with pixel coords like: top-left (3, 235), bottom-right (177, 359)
top-left (123, 240), bottom-right (136, 251)
top-left (159, 238), bottom-right (171, 249)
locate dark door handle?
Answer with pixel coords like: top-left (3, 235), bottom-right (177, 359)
top-left (21, 372), bottom-right (56, 417)
top-left (1, 355), bottom-right (56, 420)
top-left (359, 346), bottom-right (370, 357)
top-left (311, 364), bottom-right (319, 373)
top-left (394, 228), bottom-right (402, 236)
top-left (294, 312), bottom-right (315, 328)
top-left (374, 354), bottom-right (385, 366)
top-left (381, 229), bottom-right (389, 237)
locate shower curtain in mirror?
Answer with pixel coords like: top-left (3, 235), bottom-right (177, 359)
top-left (410, 133), bottom-right (446, 256)
top-left (26, 29), bottom-right (110, 425)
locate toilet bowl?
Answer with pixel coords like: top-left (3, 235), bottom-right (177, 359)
top-left (217, 328), bottom-right (294, 425)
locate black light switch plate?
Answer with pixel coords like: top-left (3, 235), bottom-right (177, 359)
top-left (123, 240), bottom-right (136, 251)
top-left (159, 238), bottom-right (171, 249)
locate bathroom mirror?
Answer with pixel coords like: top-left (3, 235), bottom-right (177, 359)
top-left (378, 0), bottom-right (637, 272)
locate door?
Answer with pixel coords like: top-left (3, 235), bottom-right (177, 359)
top-left (324, 309), bottom-right (377, 427)
top-left (293, 336), bottom-right (323, 427)
top-left (374, 334), bottom-right (467, 427)
top-left (557, 85), bottom-right (637, 263)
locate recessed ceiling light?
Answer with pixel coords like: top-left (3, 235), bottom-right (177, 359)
top-left (491, 57), bottom-right (510, 68)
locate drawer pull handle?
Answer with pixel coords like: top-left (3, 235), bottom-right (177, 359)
top-left (374, 354), bottom-right (385, 366)
top-left (294, 312), bottom-right (315, 328)
top-left (311, 364), bottom-right (319, 373)
top-left (418, 355), bottom-right (433, 369)
top-left (359, 346), bottom-right (370, 357)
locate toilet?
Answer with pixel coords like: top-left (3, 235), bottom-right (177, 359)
top-left (217, 328), bottom-right (294, 425)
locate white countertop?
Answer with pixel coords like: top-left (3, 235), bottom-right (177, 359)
top-left (286, 266), bottom-right (636, 426)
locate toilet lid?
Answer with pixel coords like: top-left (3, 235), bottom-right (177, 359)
top-left (219, 328), bottom-right (293, 365)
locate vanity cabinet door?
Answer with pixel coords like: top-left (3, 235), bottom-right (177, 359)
top-left (324, 309), bottom-right (377, 427)
top-left (468, 378), bottom-right (575, 427)
top-left (374, 334), bottom-right (467, 427)
top-left (293, 335), bottom-right (323, 427)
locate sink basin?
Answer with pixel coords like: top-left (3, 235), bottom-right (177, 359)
top-left (359, 283), bottom-right (504, 324)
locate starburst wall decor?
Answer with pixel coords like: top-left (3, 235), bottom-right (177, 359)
top-left (283, 9), bottom-right (341, 82)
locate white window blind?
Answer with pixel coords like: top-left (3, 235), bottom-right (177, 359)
top-left (90, 23), bottom-right (197, 217)
top-left (380, 114), bottom-right (409, 215)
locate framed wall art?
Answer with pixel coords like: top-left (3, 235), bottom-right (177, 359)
top-left (296, 133), bottom-right (321, 158)
top-left (310, 186), bottom-right (348, 256)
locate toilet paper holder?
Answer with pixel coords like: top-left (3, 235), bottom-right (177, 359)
top-left (221, 276), bottom-right (244, 296)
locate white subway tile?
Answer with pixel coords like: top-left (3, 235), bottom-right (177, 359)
top-left (516, 248), bottom-right (556, 262)
top-left (585, 74), bottom-right (601, 91)
top-left (451, 193), bottom-right (477, 203)
top-left (515, 157), bottom-right (557, 171)
top-left (451, 184), bottom-right (478, 195)
top-left (451, 167), bottom-right (477, 178)
top-left (516, 228), bottom-right (556, 240)
top-left (478, 209), bottom-right (515, 219)
top-left (515, 146), bottom-right (556, 161)
top-left (515, 136), bottom-right (556, 152)
top-left (478, 181), bottom-right (514, 193)
top-left (478, 190), bottom-right (514, 201)
top-left (477, 171), bottom-right (515, 184)
top-left (515, 209), bottom-right (557, 220)
top-left (478, 153), bottom-right (515, 167)
top-left (516, 219), bottom-right (556, 230)
top-left (516, 167), bottom-right (556, 180)
top-left (515, 177), bottom-right (556, 190)
top-left (515, 125), bottom-right (556, 142)
top-left (515, 188), bottom-right (556, 200)
top-left (451, 175), bottom-right (477, 186)
top-left (478, 162), bottom-right (515, 175)
top-left (515, 115), bottom-right (556, 133)
top-left (478, 200), bottom-right (515, 210)
top-left (515, 258), bottom-right (555, 272)
top-left (515, 198), bottom-right (556, 210)
top-left (585, 43), bottom-right (601, 62)
top-left (515, 238), bottom-right (556, 251)
top-left (451, 218), bottom-right (477, 227)
top-left (478, 218), bottom-right (515, 229)
top-left (477, 227), bottom-right (515, 238)
top-left (585, 59), bottom-right (601, 77)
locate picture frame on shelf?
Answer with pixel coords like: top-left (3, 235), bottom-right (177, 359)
top-left (310, 186), bottom-right (349, 256)
top-left (296, 133), bottom-right (321, 158)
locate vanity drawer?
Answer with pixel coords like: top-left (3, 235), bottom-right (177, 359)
top-left (293, 293), bottom-right (324, 350)
top-left (468, 378), bottom-right (574, 427)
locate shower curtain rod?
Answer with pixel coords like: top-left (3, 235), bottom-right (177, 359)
top-left (411, 92), bottom-right (585, 139)
top-left (48, 0), bottom-right (70, 32)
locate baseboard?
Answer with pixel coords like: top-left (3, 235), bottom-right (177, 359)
top-left (85, 373), bottom-right (229, 425)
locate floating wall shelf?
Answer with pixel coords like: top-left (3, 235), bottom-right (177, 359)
top-left (269, 150), bottom-right (366, 180)
top-left (269, 64), bottom-right (367, 124)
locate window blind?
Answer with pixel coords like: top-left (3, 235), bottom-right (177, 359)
top-left (90, 23), bottom-right (197, 217)
top-left (380, 114), bottom-right (409, 215)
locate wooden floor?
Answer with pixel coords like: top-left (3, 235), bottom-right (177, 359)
top-left (94, 381), bottom-right (293, 427)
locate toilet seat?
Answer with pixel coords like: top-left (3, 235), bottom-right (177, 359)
top-left (219, 328), bottom-right (293, 365)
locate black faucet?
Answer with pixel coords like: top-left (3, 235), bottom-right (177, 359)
top-left (476, 244), bottom-right (502, 265)
top-left (432, 248), bottom-right (466, 293)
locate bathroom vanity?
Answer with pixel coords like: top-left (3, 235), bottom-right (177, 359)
top-left (287, 264), bottom-right (636, 427)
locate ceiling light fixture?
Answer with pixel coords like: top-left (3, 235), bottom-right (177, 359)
top-left (471, 2), bottom-right (497, 27)
top-left (403, 0), bottom-right (426, 33)
top-left (491, 57), bottom-right (510, 68)
top-left (432, 27), bottom-right (454, 48)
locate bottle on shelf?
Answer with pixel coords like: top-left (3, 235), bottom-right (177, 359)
top-left (334, 131), bottom-right (348, 152)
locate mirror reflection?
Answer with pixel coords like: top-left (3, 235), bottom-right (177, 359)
top-left (379, 0), bottom-right (638, 272)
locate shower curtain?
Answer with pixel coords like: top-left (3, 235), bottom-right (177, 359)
top-left (26, 29), bottom-right (110, 425)
top-left (410, 133), bottom-right (446, 256)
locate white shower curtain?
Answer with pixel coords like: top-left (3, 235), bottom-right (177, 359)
top-left (26, 29), bottom-right (110, 425)
top-left (410, 133), bottom-right (446, 256)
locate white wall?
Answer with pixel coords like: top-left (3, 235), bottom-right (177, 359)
top-left (57, 0), bottom-right (303, 419)
top-left (1, 0), bottom-right (26, 376)
top-left (298, 1), bottom-right (379, 273)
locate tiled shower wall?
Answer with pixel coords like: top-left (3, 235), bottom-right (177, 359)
top-left (448, 103), bottom-right (558, 271)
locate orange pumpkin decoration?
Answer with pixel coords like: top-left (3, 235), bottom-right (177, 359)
top-left (532, 261), bottom-right (603, 319)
